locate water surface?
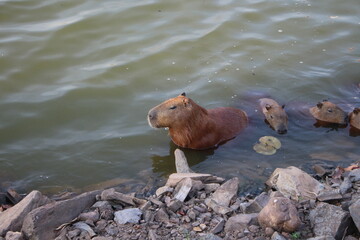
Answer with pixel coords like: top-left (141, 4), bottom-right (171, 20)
top-left (0, 0), bottom-right (359, 195)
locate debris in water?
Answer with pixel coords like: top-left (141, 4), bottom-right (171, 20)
top-left (253, 136), bottom-right (281, 155)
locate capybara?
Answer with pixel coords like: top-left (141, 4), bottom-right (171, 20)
top-left (309, 100), bottom-right (347, 125)
top-left (349, 108), bottom-right (360, 130)
top-left (147, 93), bottom-right (248, 150)
top-left (259, 98), bottom-right (288, 134)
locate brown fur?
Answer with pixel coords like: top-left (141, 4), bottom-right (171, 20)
top-left (147, 93), bottom-right (248, 150)
top-left (349, 108), bottom-right (360, 130)
top-left (309, 100), bottom-right (347, 125)
top-left (259, 98), bottom-right (288, 134)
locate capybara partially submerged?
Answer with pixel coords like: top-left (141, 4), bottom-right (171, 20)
top-left (259, 98), bottom-right (288, 134)
top-left (349, 108), bottom-right (360, 130)
top-left (309, 100), bottom-right (347, 125)
top-left (147, 93), bottom-right (248, 150)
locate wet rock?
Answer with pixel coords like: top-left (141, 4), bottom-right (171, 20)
top-left (5, 231), bottom-right (23, 240)
top-left (258, 197), bottom-right (301, 233)
top-left (313, 164), bottom-right (328, 177)
top-left (266, 166), bottom-right (324, 200)
top-left (0, 190), bottom-right (51, 236)
top-left (166, 173), bottom-right (224, 187)
top-left (22, 190), bottom-right (100, 240)
top-left (6, 190), bottom-right (22, 205)
top-left (224, 213), bottom-right (258, 235)
top-left (317, 189), bottom-right (343, 202)
top-left (205, 177), bottom-right (239, 215)
top-left (155, 186), bottom-right (173, 197)
top-left (100, 188), bottom-right (146, 206)
top-left (73, 222), bottom-right (96, 237)
top-left (309, 202), bottom-right (351, 239)
top-left (174, 149), bottom-right (193, 173)
top-left (349, 198), bottom-right (360, 232)
top-left (114, 208), bottom-right (142, 224)
top-left (173, 177), bottom-right (193, 202)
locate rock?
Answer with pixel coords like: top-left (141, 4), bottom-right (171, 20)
top-left (349, 198), bottom-right (360, 232)
top-left (265, 227), bottom-right (275, 236)
top-left (306, 236), bottom-right (336, 240)
top-left (0, 190), bottom-right (51, 236)
top-left (348, 169), bottom-right (360, 182)
top-left (211, 219), bottom-right (225, 234)
top-left (92, 237), bottom-right (114, 240)
top-left (313, 164), bottom-right (328, 177)
top-left (266, 166), bottom-right (324, 201)
top-left (5, 232), bottom-right (23, 240)
top-left (22, 190), bottom-right (100, 240)
top-left (271, 232), bottom-right (287, 240)
top-left (154, 208), bottom-right (169, 223)
top-left (317, 189), bottom-right (343, 202)
top-left (166, 173), bottom-right (224, 187)
top-left (66, 229), bottom-right (81, 239)
top-left (204, 183), bottom-right (220, 194)
top-left (100, 188), bottom-right (146, 206)
top-left (78, 210), bottom-right (100, 223)
top-left (167, 199), bottom-right (183, 212)
top-left (206, 177), bottom-right (239, 215)
top-left (258, 197), bottom-right (301, 233)
top-left (173, 177), bottom-right (192, 202)
top-left (155, 186), bottom-right (173, 197)
top-left (339, 177), bottom-right (352, 195)
top-left (114, 208), bottom-right (142, 224)
top-left (224, 213), bottom-right (258, 235)
top-left (174, 149), bottom-right (193, 173)
top-left (6, 190), bottom-right (22, 205)
top-left (309, 202), bottom-right (351, 239)
top-left (241, 192), bottom-right (270, 214)
top-left (148, 229), bottom-right (158, 240)
top-left (73, 222), bottom-right (96, 237)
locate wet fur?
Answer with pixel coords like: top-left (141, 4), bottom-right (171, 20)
top-left (259, 98), bottom-right (288, 134)
top-left (148, 93), bottom-right (248, 150)
top-left (309, 100), bottom-right (347, 125)
top-left (349, 108), bottom-right (360, 130)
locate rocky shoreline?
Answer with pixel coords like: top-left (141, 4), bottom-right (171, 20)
top-left (1, 149), bottom-right (360, 240)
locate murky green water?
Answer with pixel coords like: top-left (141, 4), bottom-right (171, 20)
top-left (1, 0), bottom-right (359, 195)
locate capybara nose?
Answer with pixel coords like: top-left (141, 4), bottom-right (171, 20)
top-left (277, 129), bottom-right (287, 134)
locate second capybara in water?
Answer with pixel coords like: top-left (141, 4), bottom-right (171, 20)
top-left (349, 108), bottom-right (360, 130)
top-left (309, 100), bottom-right (348, 125)
top-left (259, 98), bottom-right (288, 134)
top-left (147, 93), bottom-right (248, 150)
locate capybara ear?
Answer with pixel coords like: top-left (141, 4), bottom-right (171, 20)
top-left (282, 104), bottom-right (285, 109)
top-left (265, 104), bottom-right (272, 111)
top-left (322, 99), bottom-right (328, 102)
top-left (183, 98), bottom-right (191, 107)
top-left (317, 102), bottom-right (323, 109)
top-left (354, 108), bottom-right (360, 114)
top-left (181, 92), bottom-right (186, 97)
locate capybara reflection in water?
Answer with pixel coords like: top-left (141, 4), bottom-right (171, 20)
top-left (349, 108), bottom-right (360, 130)
top-left (259, 98), bottom-right (288, 134)
top-left (309, 100), bottom-right (348, 125)
top-left (147, 93), bottom-right (248, 150)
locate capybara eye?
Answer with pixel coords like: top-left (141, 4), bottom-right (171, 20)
top-left (327, 108), bottom-right (333, 113)
top-left (270, 115), bottom-right (274, 119)
top-left (169, 106), bottom-right (177, 110)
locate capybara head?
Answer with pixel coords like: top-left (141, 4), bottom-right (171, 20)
top-left (309, 100), bottom-right (347, 125)
top-left (349, 108), bottom-right (360, 130)
top-left (148, 92), bottom-right (203, 129)
top-left (263, 104), bottom-right (288, 134)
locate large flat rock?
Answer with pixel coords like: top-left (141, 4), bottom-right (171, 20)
top-left (22, 190), bottom-right (100, 240)
top-left (266, 166), bottom-right (324, 201)
top-left (0, 190), bottom-right (51, 236)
